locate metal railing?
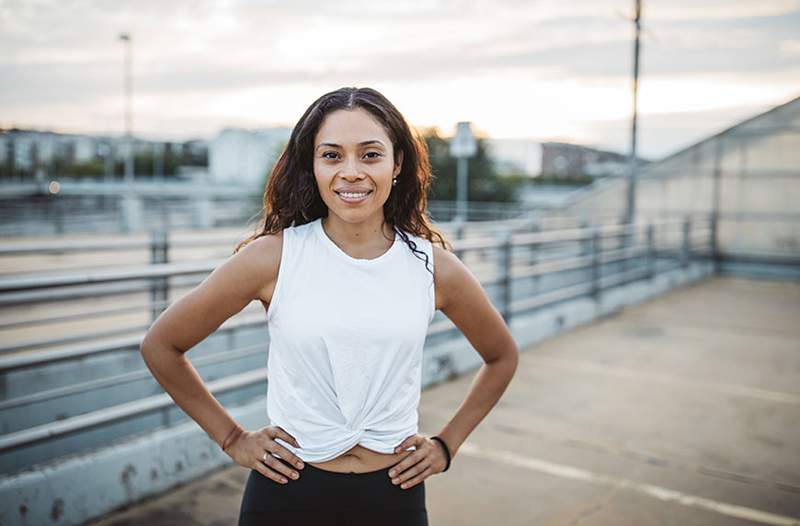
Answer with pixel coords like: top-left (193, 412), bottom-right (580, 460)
top-left (0, 214), bottom-right (713, 473)
top-left (0, 192), bottom-right (548, 237)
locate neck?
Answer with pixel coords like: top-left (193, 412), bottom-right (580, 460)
top-left (321, 213), bottom-right (395, 247)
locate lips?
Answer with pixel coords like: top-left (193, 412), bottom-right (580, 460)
top-left (336, 189), bottom-right (372, 203)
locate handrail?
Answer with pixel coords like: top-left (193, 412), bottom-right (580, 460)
top-left (0, 214), bottom-right (715, 458)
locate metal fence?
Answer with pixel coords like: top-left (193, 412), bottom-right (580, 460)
top-left (0, 215), bottom-right (712, 474)
top-left (0, 187), bottom-right (545, 236)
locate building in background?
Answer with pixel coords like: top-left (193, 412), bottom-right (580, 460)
top-left (208, 127), bottom-right (291, 185)
top-left (0, 128), bottom-right (208, 180)
top-left (540, 142), bottom-right (642, 179)
top-left (484, 138), bottom-right (640, 180)
top-left (484, 138), bottom-right (542, 176)
top-left (0, 130), bottom-right (99, 172)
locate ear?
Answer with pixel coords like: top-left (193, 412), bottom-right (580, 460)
top-left (394, 150), bottom-right (404, 177)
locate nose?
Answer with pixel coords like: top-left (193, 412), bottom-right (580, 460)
top-left (340, 155), bottom-right (362, 178)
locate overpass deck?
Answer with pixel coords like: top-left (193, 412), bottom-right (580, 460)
top-left (89, 276), bottom-right (800, 525)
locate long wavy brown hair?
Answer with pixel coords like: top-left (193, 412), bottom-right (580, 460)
top-left (234, 86), bottom-right (452, 272)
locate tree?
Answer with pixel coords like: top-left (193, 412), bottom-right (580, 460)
top-left (421, 128), bottom-right (524, 204)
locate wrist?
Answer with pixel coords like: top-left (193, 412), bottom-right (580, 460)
top-left (221, 424), bottom-right (245, 451)
top-left (431, 435), bottom-right (452, 472)
top-left (434, 432), bottom-right (459, 459)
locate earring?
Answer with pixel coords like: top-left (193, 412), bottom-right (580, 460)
top-left (392, 177), bottom-right (398, 186)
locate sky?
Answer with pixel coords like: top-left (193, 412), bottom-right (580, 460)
top-left (1, 0), bottom-right (799, 159)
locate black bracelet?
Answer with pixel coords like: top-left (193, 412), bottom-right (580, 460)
top-left (431, 436), bottom-right (452, 472)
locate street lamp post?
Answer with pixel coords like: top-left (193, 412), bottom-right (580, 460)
top-left (117, 32), bottom-right (143, 232)
top-left (624, 0), bottom-right (642, 226)
top-left (118, 33), bottom-right (134, 184)
top-left (449, 121), bottom-right (477, 222)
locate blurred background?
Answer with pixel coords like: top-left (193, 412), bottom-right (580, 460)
top-left (1, 1), bottom-right (798, 525)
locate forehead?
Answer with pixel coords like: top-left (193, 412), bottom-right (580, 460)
top-left (315, 108), bottom-right (391, 146)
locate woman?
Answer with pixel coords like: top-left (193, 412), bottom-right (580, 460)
top-left (139, 86), bottom-right (519, 525)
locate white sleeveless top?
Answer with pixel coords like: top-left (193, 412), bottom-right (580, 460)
top-left (265, 217), bottom-right (436, 463)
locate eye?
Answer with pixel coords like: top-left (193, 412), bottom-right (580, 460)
top-left (364, 151), bottom-right (382, 159)
top-left (321, 151), bottom-right (340, 160)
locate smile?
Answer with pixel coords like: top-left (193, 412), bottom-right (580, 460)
top-left (335, 190), bottom-right (373, 203)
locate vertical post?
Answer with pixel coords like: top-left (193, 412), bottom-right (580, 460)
top-left (579, 220), bottom-right (591, 289)
top-left (500, 232), bottom-right (513, 324)
top-left (529, 223), bottom-right (540, 296)
top-left (590, 226), bottom-right (601, 300)
top-left (455, 219), bottom-right (465, 240)
top-left (624, 0), bottom-right (642, 226)
top-left (55, 198), bottom-right (65, 235)
top-left (646, 223), bottom-right (655, 279)
top-left (119, 33), bottom-right (134, 184)
top-left (154, 142), bottom-right (164, 181)
top-left (450, 122), bottom-right (476, 222)
top-left (619, 215), bottom-right (630, 277)
top-left (457, 156), bottom-right (468, 222)
top-left (150, 228), bottom-right (169, 322)
top-left (710, 137), bottom-right (723, 274)
top-left (453, 219), bottom-right (465, 260)
top-left (579, 220), bottom-right (590, 257)
top-left (681, 216), bottom-right (691, 268)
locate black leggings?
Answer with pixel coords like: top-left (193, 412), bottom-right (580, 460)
top-left (238, 456), bottom-right (428, 525)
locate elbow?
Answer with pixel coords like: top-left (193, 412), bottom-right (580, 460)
top-left (488, 341), bottom-right (519, 376)
top-left (503, 341), bottom-right (520, 378)
top-left (139, 332), bottom-right (157, 358)
top-left (139, 333), bottom-right (181, 361)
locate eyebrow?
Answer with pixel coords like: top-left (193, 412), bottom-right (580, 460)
top-left (316, 140), bottom-right (386, 150)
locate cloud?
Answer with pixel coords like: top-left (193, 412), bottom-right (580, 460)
top-left (1, 0), bottom-right (798, 157)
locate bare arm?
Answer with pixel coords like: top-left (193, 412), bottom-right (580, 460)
top-left (431, 244), bottom-right (520, 458)
top-left (139, 234), bottom-right (281, 448)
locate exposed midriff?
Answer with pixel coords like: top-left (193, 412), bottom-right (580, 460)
top-left (309, 443), bottom-right (410, 473)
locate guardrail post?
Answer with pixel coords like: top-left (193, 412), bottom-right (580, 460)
top-left (590, 226), bottom-right (601, 300)
top-left (646, 223), bottom-right (655, 279)
top-left (453, 219), bottom-right (466, 261)
top-left (500, 231), bottom-right (513, 324)
top-left (709, 211), bottom-right (719, 274)
top-left (579, 219), bottom-right (590, 257)
top-left (528, 223), bottom-right (540, 294)
top-left (620, 219), bottom-right (631, 277)
top-left (681, 217), bottom-right (691, 268)
top-left (454, 219), bottom-right (465, 241)
top-left (54, 198), bottom-right (65, 235)
top-left (150, 228), bottom-right (170, 322)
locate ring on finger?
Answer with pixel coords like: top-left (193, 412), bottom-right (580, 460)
top-left (262, 451), bottom-right (268, 462)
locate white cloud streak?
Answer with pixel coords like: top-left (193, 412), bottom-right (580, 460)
top-left (0, 0), bottom-right (798, 157)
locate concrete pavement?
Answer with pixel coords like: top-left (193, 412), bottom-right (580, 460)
top-left (87, 276), bottom-right (800, 525)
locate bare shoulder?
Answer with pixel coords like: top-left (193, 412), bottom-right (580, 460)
top-left (245, 232), bottom-right (284, 305)
top-left (431, 243), bottom-right (470, 312)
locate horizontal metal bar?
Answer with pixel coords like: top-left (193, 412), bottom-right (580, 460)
top-left (0, 311), bottom-right (262, 372)
top-left (511, 282), bottom-right (594, 312)
top-left (0, 258), bottom-right (223, 293)
top-left (0, 252), bottom-right (706, 451)
top-left (0, 366), bottom-right (266, 453)
top-left (0, 340), bottom-right (268, 412)
top-left (0, 322), bottom-right (150, 355)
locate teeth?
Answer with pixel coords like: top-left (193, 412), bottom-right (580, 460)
top-left (339, 191), bottom-right (370, 198)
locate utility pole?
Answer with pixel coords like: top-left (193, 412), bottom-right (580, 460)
top-left (119, 33), bottom-right (134, 184)
top-left (624, 0), bottom-right (642, 226)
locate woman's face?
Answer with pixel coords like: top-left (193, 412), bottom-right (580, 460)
top-left (313, 107), bottom-right (403, 225)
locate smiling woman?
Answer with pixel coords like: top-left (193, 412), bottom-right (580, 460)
top-left (139, 86), bottom-right (519, 526)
